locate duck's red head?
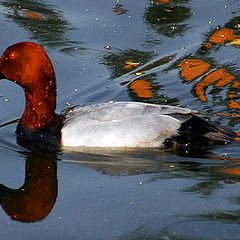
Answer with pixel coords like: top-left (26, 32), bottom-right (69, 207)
top-left (0, 42), bottom-right (59, 134)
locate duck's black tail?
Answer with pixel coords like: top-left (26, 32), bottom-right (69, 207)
top-left (174, 114), bottom-right (235, 144)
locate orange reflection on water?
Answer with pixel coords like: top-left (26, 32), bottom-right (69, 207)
top-left (211, 157), bottom-right (240, 177)
top-left (157, 0), bottom-right (172, 4)
top-left (235, 132), bottom-right (240, 141)
top-left (204, 43), bottom-right (213, 48)
top-left (230, 39), bottom-right (240, 45)
top-left (178, 59), bottom-right (210, 82)
top-left (210, 155), bottom-right (240, 161)
top-left (232, 81), bottom-right (240, 88)
top-left (216, 112), bottom-right (231, 117)
top-left (195, 69), bottom-right (235, 101)
top-left (228, 91), bottom-right (237, 98)
top-left (130, 79), bottom-right (153, 98)
top-left (23, 9), bottom-right (43, 20)
top-left (229, 100), bottom-right (240, 110)
top-left (0, 154), bottom-right (57, 222)
top-left (215, 112), bottom-right (240, 122)
top-left (124, 60), bottom-right (140, 70)
top-left (222, 168), bottom-right (240, 175)
top-left (204, 28), bottom-right (240, 48)
top-left (209, 28), bottom-right (237, 44)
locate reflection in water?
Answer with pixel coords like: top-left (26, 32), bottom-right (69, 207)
top-left (178, 59), bottom-right (236, 103)
top-left (0, 149), bottom-right (57, 222)
top-left (195, 68), bottom-right (235, 102)
top-left (117, 156), bottom-right (240, 240)
top-left (157, 0), bottom-right (172, 4)
top-left (174, 15), bottom-right (240, 126)
top-left (209, 28), bottom-right (237, 44)
top-left (113, 0), bottom-right (129, 15)
top-left (177, 24), bottom-right (240, 123)
top-left (62, 151), bottom-right (181, 176)
top-left (130, 80), bottom-right (153, 98)
top-left (0, 139), bottom-right (214, 222)
top-left (103, 49), bottom-right (180, 104)
top-left (145, 0), bottom-right (190, 37)
top-left (103, 49), bottom-right (154, 79)
top-left (1, 0), bottom-right (79, 49)
top-left (178, 59), bottom-right (211, 82)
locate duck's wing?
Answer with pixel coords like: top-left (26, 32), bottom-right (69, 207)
top-left (62, 102), bottom-right (192, 148)
top-left (64, 101), bottom-right (195, 123)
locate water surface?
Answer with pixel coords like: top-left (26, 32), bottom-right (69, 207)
top-left (0, 0), bottom-right (240, 239)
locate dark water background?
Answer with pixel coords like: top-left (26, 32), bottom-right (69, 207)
top-left (1, 0), bottom-right (240, 239)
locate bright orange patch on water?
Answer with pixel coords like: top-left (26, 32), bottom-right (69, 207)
top-left (178, 59), bottom-right (211, 82)
top-left (222, 168), bottom-right (240, 175)
top-left (230, 39), bottom-right (240, 45)
top-left (209, 28), bottom-right (237, 44)
top-left (204, 43), bottom-right (213, 48)
top-left (157, 0), bottom-right (172, 4)
top-left (195, 69), bottom-right (234, 101)
top-left (24, 10), bottom-right (43, 20)
top-left (124, 60), bottom-right (140, 70)
top-left (216, 113), bottom-right (240, 119)
top-left (124, 64), bottom-right (133, 70)
top-left (216, 112), bottom-right (231, 117)
top-left (232, 81), bottom-right (240, 88)
top-left (228, 91), bottom-right (237, 98)
top-left (130, 80), bottom-right (153, 98)
top-left (229, 100), bottom-right (240, 109)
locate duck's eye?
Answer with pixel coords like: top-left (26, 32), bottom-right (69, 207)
top-left (9, 52), bottom-right (15, 59)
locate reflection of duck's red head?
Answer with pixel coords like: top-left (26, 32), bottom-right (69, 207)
top-left (0, 42), bottom-right (59, 131)
top-left (0, 183), bottom-right (57, 223)
top-left (0, 154), bottom-right (57, 223)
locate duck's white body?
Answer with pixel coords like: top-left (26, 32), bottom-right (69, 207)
top-left (61, 102), bottom-right (193, 148)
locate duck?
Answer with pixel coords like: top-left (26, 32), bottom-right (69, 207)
top-left (0, 42), bottom-right (235, 150)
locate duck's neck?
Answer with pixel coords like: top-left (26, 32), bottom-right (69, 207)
top-left (18, 74), bottom-right (60, 132)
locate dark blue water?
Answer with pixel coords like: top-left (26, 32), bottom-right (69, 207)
top-left (1, 0), bottom-right (240, 239)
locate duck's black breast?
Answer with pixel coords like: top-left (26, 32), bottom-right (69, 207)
top-left (16, 115), bottom-right (64, 150)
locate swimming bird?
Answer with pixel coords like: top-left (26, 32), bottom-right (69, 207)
top-left (0, 42), bottom-right (235, 150)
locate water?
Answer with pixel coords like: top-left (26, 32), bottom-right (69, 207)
top-left (0, 0), bottom-right (240, 239)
